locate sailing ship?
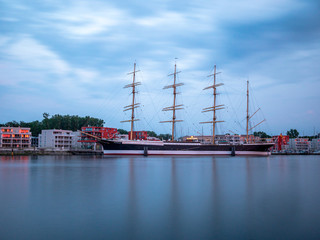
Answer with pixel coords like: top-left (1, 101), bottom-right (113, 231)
top-left (100, 63), bottom-right (274, 156)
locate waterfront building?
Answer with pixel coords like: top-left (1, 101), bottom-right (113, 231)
top-left (0, 127), bottom-right (31, 148)
top-left (31, 136), bottom-right (39, 148)
top-left (181, 134), bottom-right (246, 144)
top-left (79, 126), bottom-right (118, 150)
top-left (239, 135), bottom-right (261, 143)
top-left (39, 129), bottom-right (79, 149)
top-left (288, 138), bottom-right (311, 152)
top-left (180, 135), bottom-right (212, 144)
top-left (311, 139), bottom-right (320, 152)
top-left (72, 131), bottom-right (82, 149)
top-left (117, 134), bottom-right (129, 140)
top-left (128, 131), bottom-right (148, 140)
top-left (271, 135), bottom-right (290, 152)
top-left (216, 134), bottom-right (242, 144)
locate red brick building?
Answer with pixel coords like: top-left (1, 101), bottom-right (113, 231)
top-left (272, 134), bottom-right (289, 151)
top-left (79, 127), bottom-right (118, 149)
top-left (128, 131), bottom-right (148, 140)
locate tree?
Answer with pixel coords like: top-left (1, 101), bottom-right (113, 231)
top-left (287, 129), bottom-right (299, 138)
top-left (158, 134), bottom-right (172, 141)
top-left (253, 131), bottom-right (271, 138)
top-left (5, 121), bottom-right (20, 127)
top-left (147, 131), bottom-right (157, 137)
top-left (43, 112), bottom-right (50, 129)
top-left (0, 114), bottom-right (105, 137)
top-left (117, 129), bottom-right (128, 134)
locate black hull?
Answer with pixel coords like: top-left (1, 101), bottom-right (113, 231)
top-left (100, 140), bottom-right (273, 156)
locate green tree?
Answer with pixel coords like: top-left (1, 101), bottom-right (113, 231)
top-left (0, 114), bottom-right (105, 137)
top-left (158, 134), bottom-right (172, 141)
top-left (147, 131), bottom-right (157, 137)
top-left (43, 112), bottom-right (50, 129)
top-left (253, 131), bottom-right (271, 138)
top-left (4, 121), bottom-right (20, 127)
top-left (117, 129), bottom-right (128, 134)
top-left (287, 129), bottom-right (299, 138)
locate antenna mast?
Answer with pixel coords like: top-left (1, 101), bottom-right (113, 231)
top-left (200, 65), bottom-right (224, 144)
top-left (160, 62), bottom-right (184, 141)
top-left (121, 63), bottom-right (141, 140)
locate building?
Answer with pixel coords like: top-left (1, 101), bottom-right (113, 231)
top-left (216, 134), bottom-right (242, 145)
top-left (79, 126), bottom-right (118, 149)
top-left (39, 129), bottom-right (79, 149)
top-left (181, 135), bottom-right (211, 143)
top-left (0, 127), bottom-right (31, 148)
top-left (311, 139), bottom-right (320, 152)
top-left (31, 136), bottom-right (39, 148)
top-left (117, 134), bottom-right (129, 140)
top-left (72, 131), bottom-right (82, 149)
top-left (271, 135), bottom-right (290, 151)
top-left (239, 135), bottom-right (261, 144)
top-left (128, 131), bottom-right (148, 140)
top-left (288, 138), bottom-right (311, 152)
top-left (181, 134), bottom-right (244, 144)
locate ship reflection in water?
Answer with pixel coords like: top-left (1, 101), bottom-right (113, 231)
top-left (0, 155), bottom-right (320, 239)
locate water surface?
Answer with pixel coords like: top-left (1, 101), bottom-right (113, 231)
top-left (0, 155), bottom-right (319, 240)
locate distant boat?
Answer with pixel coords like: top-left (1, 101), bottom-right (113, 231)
top-left (100, 63), bottom-right (274, 156)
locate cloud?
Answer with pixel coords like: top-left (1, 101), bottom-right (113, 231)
top-left (0, 0), bottom-right (319, 135)
top-left (2, 36), bottom-right (70, 75)
top-left (0, 35), bottom-right (106, 102)
top-left (213, 0), bottom-right (303, 23)
top-left (38, 1), bottom-right (126, 39)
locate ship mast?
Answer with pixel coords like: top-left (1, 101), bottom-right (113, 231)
top-left (160, 63), bottom-right (184, 141)
top-left (246, 80), bottom-right (265, 143)
top-left (121, 63), bottom-right (141, 140)
top-left (246, 80), bottom-right (249, 143)
top-left (200, 65), bottom-right (224, 144)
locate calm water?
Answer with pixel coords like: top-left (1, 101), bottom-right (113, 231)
top-left (0, 155), bottom-right (320, 240)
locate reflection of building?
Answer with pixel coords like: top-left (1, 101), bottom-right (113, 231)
top-left (79, 127), bottom-right (118, 150)
top-left (39, 129), bottom-right (79, 149)
top-left (0, 127), bottom-right (31, 148)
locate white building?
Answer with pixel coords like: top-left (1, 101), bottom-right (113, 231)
top-left (181, 134), bottom-right (244, 144)
top-left (288, 138), bottom-right (311, 152)
top-left (311, 139), bottom-right (320, 152)
top-left (216, 134), bottom-right (242, 145)
top-left (39, 129), bottom-right (80, 149)
top-left (0, 127), bottom-right (31, 148)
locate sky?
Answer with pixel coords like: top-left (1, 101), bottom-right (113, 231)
top-left (0, 0), bottom-right (319, 137)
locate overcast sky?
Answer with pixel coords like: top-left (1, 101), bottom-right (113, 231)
top-left (0, 0), bottom-right (319, 136)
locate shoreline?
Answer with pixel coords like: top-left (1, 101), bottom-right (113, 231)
top-left (0, 149), bottom-right (103, 156)
top-left (0, 149), bottom-right (319, 156)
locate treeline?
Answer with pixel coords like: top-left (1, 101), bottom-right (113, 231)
top-left (254, 129), bottom-right (319, 140)
top-left (0, 113), bottom-right (104, 137)
top-left (253, 131), bottom-right (271, 138)
top-left (117, 129), bottom-right (172, 141)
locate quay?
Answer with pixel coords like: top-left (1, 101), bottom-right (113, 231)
top-left (271, 152), bottom-right (320, 155)
top-left (0, 148), bottom-right (103, 156)
top-left (0, 148), bottom-right (319, 156)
